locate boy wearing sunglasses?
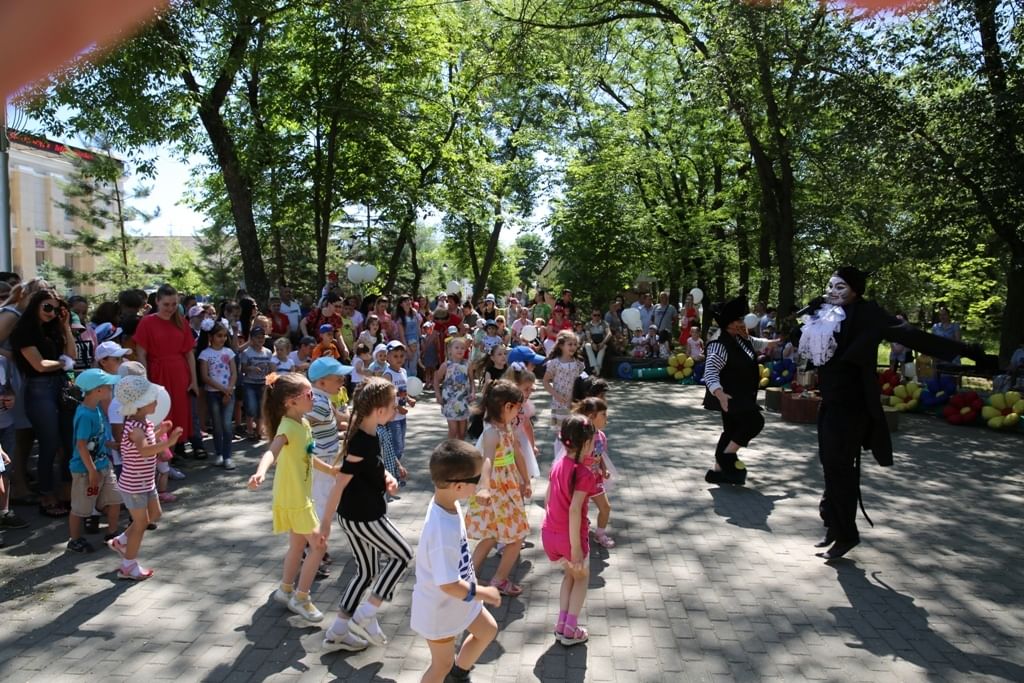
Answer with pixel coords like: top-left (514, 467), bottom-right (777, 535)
top-left (411, 440), bottom-right (500, 683)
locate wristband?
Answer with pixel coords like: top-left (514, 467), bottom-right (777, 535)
top-left (463, 581), bottom-right (476, 602)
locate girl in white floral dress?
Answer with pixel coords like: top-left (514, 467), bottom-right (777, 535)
top-left (543, 330), bottom-right (584, 426)
top-left (436, 337), bottom-right (474, 440)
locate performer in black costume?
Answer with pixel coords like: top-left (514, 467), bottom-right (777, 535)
top-left (799, 267), bottom-right (984, 560)
top-left (702, 296), bottom-right (773, 486)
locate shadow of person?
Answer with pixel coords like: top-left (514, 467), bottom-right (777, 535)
top-left (830, 564), bottom-right (1024, 681)
top-left (708, 486), bottom-right (793, 532)
top-left (532, 640), bottom-right (587, 683)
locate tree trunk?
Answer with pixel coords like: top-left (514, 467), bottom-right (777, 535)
top-left (999, 251), bottom-right (1024, 364)
top-left (383, 210), bottom-right (414, 295)
top-left (474, 200), bottom-right (505, 298)
top-left (737, 215), bottom-right (751, 299)
top-left (409, 227), bottom-right (422, 300)
top-left (756, 203), bottom-right (772, 306)
top-left (197, 106), bottom-right (269, 302)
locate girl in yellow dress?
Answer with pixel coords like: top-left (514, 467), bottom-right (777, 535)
top-left (248, 372), bottom-right (326, 623)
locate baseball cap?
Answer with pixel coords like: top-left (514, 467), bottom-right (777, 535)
top-left (508, 346), bottom-right (546, 366)
top-left (485, 293), bottom-right (496, 302)
top-left (446, 325), bottom-right (458, 336)
top-left (318, 323), bottom-right (334, 334)
top-left (95, 341), bottom-right (133, 361)
top-left (187, 304), bottom-right (204, 319)
top-left (386, 340), bottom-right (406, 352)
top-left (300, 335), bottom-right (317, 346)
top-left (250, 326), bottom-right (266, 336)
top-left (75, 368), bottom-right (119, 393)
top-left (373, 343), bottom-right (388, 357)
top-left (308, 357), bottom-right (354, 381)
top-left (117, 360), bottom-right (146, 377)
top-left (114, 375), bottom-right (159, 413)
top-left (485, 319), bottom-right (497, 329)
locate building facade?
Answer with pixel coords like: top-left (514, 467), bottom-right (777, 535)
top-left (5, 129), bottom-right (124, 296)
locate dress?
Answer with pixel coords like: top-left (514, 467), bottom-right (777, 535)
top-left (134, 314), bottom-right (195, 440)
top-left (544, 357), bottom-right (583, 423)
top-left (271, 417), bottom-right (318, 535)
top-left (513, 399), bottom-right (540, 478)
top-left (464, 425), bottom-right (530, 544)
top-left (440, 359), bottom-right (471, 420)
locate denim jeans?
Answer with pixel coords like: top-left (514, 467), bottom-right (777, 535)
top-left (24, 374), bottom-right (74, 496)
top-left (190, 393), bottom-right (204, 450)
top-left (403, 344), bottom-right (418, 378)
top-left (242, 383), bottom-right (264, 420)
top-left (385, 419), bottom-right (407, 460)
top-left (206, 391), bottom-right (235, 461)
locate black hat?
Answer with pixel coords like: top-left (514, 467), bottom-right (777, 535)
top-left (711, 295), bottom-right (749, 328)
top-left (835, 266), bottom-right (867, 296)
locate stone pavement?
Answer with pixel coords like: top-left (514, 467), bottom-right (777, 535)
top-left (1, 381), bottom-right (1022, 682)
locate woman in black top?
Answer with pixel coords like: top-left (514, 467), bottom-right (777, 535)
top-left (321, 378), bottom-right (413, 650)
top-left (11, 289), bottom-right (77, 516)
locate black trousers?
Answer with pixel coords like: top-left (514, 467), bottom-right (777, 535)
top-left (817, 403), bottom-right (868, 543)
top-left (715, 409), bottom-right (764, 469)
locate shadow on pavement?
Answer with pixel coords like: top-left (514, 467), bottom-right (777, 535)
top-left (708, 486), bottom-right (794, 532)
top-left (533, 640), bottom-right (587, 683)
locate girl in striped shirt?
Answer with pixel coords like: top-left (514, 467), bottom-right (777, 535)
top-left (107, 376), bottom-right (183, 580)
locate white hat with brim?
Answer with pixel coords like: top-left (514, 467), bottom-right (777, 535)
top-left (114, 375), bottom-right (159, 414)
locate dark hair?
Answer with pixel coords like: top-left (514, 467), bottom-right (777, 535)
top-left (560, 414), bottom-right (596, 495)
top-left (90, 301), bottom-right (121, 326)
top-left (473, 343), bottom-right (507, 377)
top-left (239, 294), bottom-right (257, 337)
top-left (574, 397), bottom-right (607, 419)
top-left (355, 342), bottom-right (371, 356)
top-left (155, 284), bottom-right (184, 329)
top-left (501, 365), bottom-right (536, 387)
top-left (11, 289), bottom-right (64, 373)
top-left (547, 329), bottom-right (577, 361)
top-left (395, 295), bottom-right (414, 322)
top-left (197, 321), bottom-right (228, 355)
top-left (0, 272), bottom-right (20, 286)
top-left (573, 375), bottom-right (609, 402)
top-left (468, 379), bottom-right (522, 439)
top-left (261, 372), bottom-right (310, 439)
top-left (339, 378), bottom-right (396, 464)
top-left (118, 289), bottom-right (146, 310)
top-left (430, 439), bottom-right (482, 488)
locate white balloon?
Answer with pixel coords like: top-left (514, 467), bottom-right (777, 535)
top-left (744, 313), bottom-right (760, 330)
top-left (363, 264), bottom-right (378, 282)
top-left (406, 376), bottom-right (425, 398)
top-left (689, 288), bottom-right (704, 305)
top-left (347, 263), bottom-right (364, 284)
top-left (447, 280), bottom-right (461, 295)
top-left (520, 324), bottom-right (538, 342)
top-left (621, 307), bottom-right (642, 331)
top-left (151, 385), bottom-right (172, 424)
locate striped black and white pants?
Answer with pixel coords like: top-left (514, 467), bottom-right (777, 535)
top-left (337, 515), bottom-right (413, 616)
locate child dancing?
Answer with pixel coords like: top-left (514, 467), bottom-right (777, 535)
top-left (247, 373), bottom-right (327, 622)
top-left (542, 415), bottom-right (601, 646)
top-left (321, 377), bottom-right (413, 652)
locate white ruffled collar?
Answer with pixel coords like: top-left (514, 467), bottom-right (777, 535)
top-left (798, 304), bottom-right (846, 367)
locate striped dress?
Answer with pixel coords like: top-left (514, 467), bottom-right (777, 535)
top-left (118, 417), bottom-right (157, 494)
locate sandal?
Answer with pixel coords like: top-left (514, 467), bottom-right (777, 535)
top-left (38, 503), bottom-right (67, 518)
top-left (593, 530), bottom-right (616, 549)
top-left (117, 562), bottom-right (154, 581)
top-left (489, 578), bottom-right (523, 597)
top-left (558, 625), bottom-right (589, 646)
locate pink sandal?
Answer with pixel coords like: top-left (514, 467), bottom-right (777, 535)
top-left (489, 578), bottom-right (523, 597)
top-left (594, 530), bottom-right (616, 549)
top-left (559, 625), bottom-right (588, 646)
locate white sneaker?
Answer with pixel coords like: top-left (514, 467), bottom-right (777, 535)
top-left (272, 588), bottom-right (293, 605)
top-left (349, 616), bottom-right (388, 646)
top-left (223, 459), bottom-right (237, 471)
top-left (288, 594), bottom-right (324, 622)
top-left (322, 629), bottom-right (369, 652)
top-left (168, 467), bottom-right (186, 480)
top-left (214, 456), bottom-right (224, 467)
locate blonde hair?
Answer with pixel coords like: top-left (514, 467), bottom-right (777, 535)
top-left (337, 377), bottom-right (396, 464)
top-left (274, 337), bottom-right (291, 352)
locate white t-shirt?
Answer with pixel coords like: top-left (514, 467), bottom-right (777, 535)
top-left (351, 356), bottom-right (367, 384)
top-left (199, 346), bottom-right (236, 392)
top-left (383, 365), bottom-right (408, 422)
top-left (107, 398), bottom-right (125, 466)
top-left (410, 499), bottom-right (481, 640)
top-left (279, 299), bottom-right (302, 332)
top-left (272, 354), bottom-right (295, 371)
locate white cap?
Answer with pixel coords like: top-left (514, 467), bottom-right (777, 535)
top-left (95, 341), bottom-right (132, 361)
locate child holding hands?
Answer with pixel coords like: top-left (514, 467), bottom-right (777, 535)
top-left (412, 440), bottom-right (501, 683)
top-left (542, 415), bottom-right (601, 646)
top-left (247, 372), bottom-right (327, 623)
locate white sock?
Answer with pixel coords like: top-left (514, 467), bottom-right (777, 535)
top-left (353, 601), bottom-right (378, 624)
top-left (116, 533), bottom-right (128, 546)
top-left (328, 615), bottom-right (349, 636)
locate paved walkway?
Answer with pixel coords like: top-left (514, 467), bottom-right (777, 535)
top-left (1, 381), bottom-right (1022, 682)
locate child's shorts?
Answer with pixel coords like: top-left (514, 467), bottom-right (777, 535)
top-left (541, 525), bottom-right (589, 563)
top-left (119, 487), bottom-right (158, 510)
top-left (70, 468), bottom-right (121, 517)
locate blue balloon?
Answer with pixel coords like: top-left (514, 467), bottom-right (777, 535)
top-left (618, 361), bottom-right (633, 380)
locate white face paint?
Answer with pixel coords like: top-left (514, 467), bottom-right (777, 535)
top-left (826, 276), bottom-right (854, 306)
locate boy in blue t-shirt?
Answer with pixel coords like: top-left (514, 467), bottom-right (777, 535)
top-left (67, 370), bottom-right (122, 553)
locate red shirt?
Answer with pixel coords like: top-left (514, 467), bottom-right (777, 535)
top-left (270, 312), bottom-right (290, 337)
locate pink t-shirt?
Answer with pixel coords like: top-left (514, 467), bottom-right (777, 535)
top-left (542, 453), bottom-right (602, 539)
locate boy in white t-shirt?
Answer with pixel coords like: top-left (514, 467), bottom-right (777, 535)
top-left (383, 341), bottom-right (415, 485)
top-left (411, 440), bottom-right (500, 683)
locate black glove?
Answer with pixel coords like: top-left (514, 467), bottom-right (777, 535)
top-left (795, 296), bottom-right (825, 317)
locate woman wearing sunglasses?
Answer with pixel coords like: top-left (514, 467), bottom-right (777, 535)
top-left (10, 289), bottom-right (77, 517)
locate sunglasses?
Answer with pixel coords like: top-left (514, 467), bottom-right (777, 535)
top-left (448, 474), bottom-right (481, 485)
top-left (41, 303), bottom-right (60, 313)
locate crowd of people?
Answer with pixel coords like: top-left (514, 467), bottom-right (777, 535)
top-left (0, 266), bottom-right (1012, 681)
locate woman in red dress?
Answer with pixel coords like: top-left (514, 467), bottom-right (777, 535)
top-left (133, 284), bottom-right (198, 454)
